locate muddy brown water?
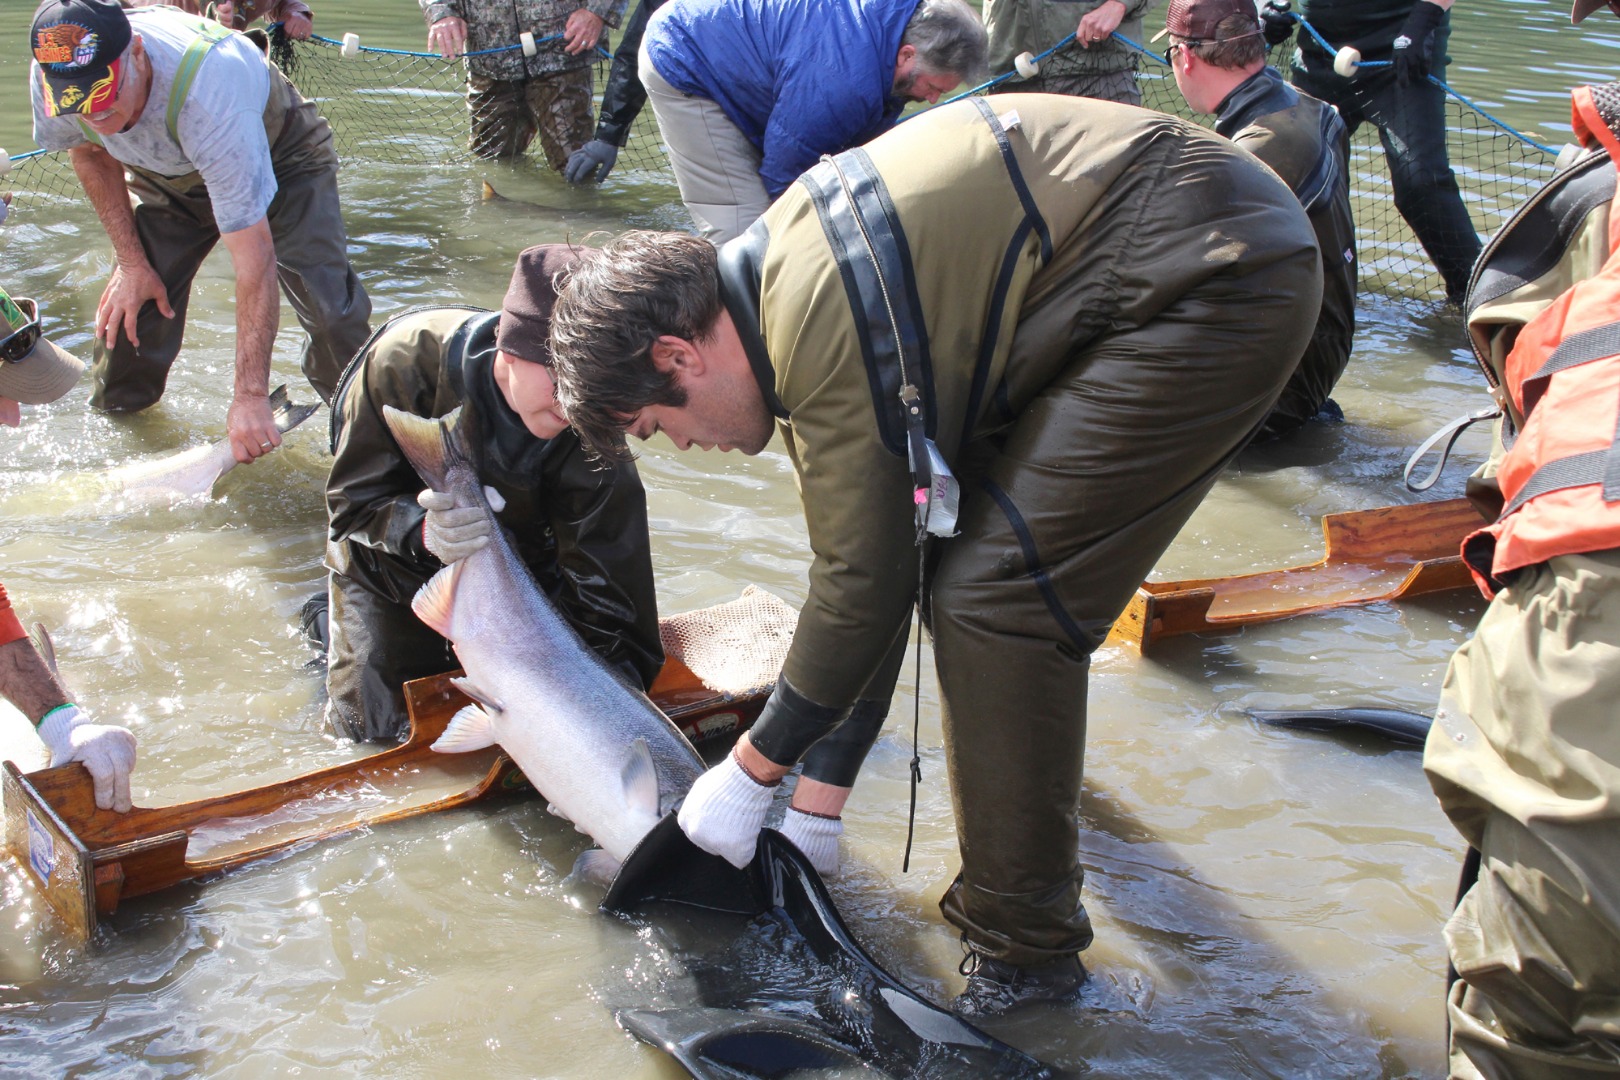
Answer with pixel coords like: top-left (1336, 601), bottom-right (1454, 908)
top-left (2, 3), bottom-right (1617, 1077)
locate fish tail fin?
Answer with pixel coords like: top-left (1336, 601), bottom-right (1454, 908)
top-left (481, 180), bottom-right (503, 202)
top-left (432, 704), bottom-right (498, 753)
top-left (382, 404), bottom-right (473, 492)
top-left (622, 737), bottom-right (659, 819)
top-left (412, 564), bottom-right (461, 638)
top-left (269, 383), bottom-right (320, 436)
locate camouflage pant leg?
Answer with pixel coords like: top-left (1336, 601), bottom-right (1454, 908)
top-left (467, 69), bottom-right (593, 169)
top-left (1424, 550), bottom-right (1620, 1078)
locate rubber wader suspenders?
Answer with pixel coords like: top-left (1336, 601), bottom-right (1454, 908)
top-left (810, 100), bottom-right (1037, 871)
top-left (77, 18), bottom-right (234, 148)
top-left (820, 152), bottom-right (961, 872)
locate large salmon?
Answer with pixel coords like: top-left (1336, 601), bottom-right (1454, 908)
top-left (382, 404), bottom-right (704, 871)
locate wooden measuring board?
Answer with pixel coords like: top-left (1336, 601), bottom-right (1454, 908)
top-left (1109, 498), bottom-right (1485, 649)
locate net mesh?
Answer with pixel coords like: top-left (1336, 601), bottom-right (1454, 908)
top-left (658, 585), bottom-right (796, 701)
top-left (1, 27), bottom-right (1558, 306)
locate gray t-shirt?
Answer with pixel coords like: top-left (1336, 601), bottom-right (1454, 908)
top-left (31, 7), bottom-right (277, 234)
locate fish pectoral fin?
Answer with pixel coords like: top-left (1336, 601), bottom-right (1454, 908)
top-left (622, 737), bottom-right (660, 819)
top-left (432, 704), bottom-right (499, 753)
top-left (412, 563), bottom-right (461, 638)
top-left (450, 676), bottom-right (505, 715)
top-left (571, 848), bottom-right (621, 888)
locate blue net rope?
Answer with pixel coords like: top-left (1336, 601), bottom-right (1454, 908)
top-left (3, 22), bottom-right (1559, 306)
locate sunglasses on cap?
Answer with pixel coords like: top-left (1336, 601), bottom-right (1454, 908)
top-left (0, 297), bottom-right (43, 365)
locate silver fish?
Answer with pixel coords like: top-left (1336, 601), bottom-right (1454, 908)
top-left (104, 384), bottom-right (318, 503)
top-left (382, 404), bottom-right (704, 872)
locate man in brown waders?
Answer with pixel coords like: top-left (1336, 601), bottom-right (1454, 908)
top-left (27, 0), bottom-right (371, 465)
top-left (1423, 1), bottom-right (1620, 1074)
top-left (548, 93), bottom-right (1321, 1015)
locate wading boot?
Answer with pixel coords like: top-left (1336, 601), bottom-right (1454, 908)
top-left (952, 941), bottom-right (1087, 1017)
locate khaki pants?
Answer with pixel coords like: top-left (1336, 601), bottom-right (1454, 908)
top-left (639, 43), bottom-right (770, 244)
top-left (467, 66), bottom-right (594, 168)
top-left (1425, 549), bottom-right (1620, 1078)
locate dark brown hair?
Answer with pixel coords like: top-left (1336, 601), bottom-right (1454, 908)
top-left (548, 231), bottom-right (723, 461)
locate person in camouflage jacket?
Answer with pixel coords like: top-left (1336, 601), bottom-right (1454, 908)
top-left (984, 0), bottom-right (1149, 105)
top-left (420, 0), bottom-right (629, 165)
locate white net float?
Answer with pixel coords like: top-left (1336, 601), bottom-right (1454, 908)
top-left (520, 31), bottom-right (537, 56)
top-left (1014, 51), bottom-right (1040, 79)
top-left (1333, 45), bottom-right (1362, 78)
top-left (0, 152), bottom-right (10, 178)
top-left (340, 32), bottom-right (360, 59)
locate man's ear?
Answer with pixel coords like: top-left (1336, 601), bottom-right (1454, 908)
top-left (895, 43), bottom-right (916, 67)
top-left (649, 335), bottom-right (702, 376)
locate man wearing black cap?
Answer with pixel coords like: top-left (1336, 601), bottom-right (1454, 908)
top-left (0, 285), bottom-right (138, 812)
top-left (320, 245), bottom-right (663, 743)
top-left (27, 0), bottom-right (370, 465)
top-left (1420, 2), bottom-right (1620, 1074)
top-left (1164, 0), bottom-right (1356, 439)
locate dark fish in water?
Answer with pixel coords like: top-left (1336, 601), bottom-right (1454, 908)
top-left (1250, 707), bottom-right (1433, 747)
top-left (605, 818), bottom-right (1067, 1079)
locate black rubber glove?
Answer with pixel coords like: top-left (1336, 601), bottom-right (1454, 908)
top-left (1261, 0), bottom-right (1296, 47)
top-left (1393, 0), bottom-right (1445, 88)
top-left (564, 139), bottom-right (620, 184)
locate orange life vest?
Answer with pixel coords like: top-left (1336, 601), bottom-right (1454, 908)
top-left (1464, 87), bottom-right (1620, 596)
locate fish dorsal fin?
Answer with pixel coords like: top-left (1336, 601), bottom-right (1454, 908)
top-left (432, 704), bottom-right (498, 753)
top-left (450, 676), bottom-right (505, 715)
top-left (622, 738), bottom-right (659, 818)
top-left (412, 563), bottom-right (461, 638)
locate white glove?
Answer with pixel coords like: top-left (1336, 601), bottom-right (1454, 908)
top-left (780, 807), bottom-right (842, 877)
top-left (419, 486), bottom-right (504, 564)
top-left (38, 704), bottom-right (137, 812)
top-left (677, 751), bottom-right (777, 868)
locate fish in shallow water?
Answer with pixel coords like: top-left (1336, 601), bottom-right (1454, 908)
top-left (382, 404), bottom-right (705, 872)
top-left (481, 179), bottom-right (566, 214)
top-left (103, 384), bottom-right (318, 503)
top-left (1250, 706), bottom-right (1432, 747)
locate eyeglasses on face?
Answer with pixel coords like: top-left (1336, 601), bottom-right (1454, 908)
top-left (1162, 37), bottom-right (1203, 65)
top-left (0, 297), bottom-right (42, 365)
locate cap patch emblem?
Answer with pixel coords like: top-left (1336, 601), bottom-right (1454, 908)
top-left (34, 23), bottom-right (98, 69)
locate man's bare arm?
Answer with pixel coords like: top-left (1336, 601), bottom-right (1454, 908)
top-left (219, 218), bottom-right (283, 463)
top-left (0, 637), bottom-right (69, 724)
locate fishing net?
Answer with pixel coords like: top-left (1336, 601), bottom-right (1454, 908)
top-left (658, 585), bottom-right (796, 703)
top-left (1, 24), bottom-right (1559, 306)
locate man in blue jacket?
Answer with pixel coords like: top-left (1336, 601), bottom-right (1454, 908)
top-left (640, 0), bottom-right (987, 242)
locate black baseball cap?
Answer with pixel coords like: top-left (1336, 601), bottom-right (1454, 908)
top-left (31, 0), bottom-right (132, 118)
